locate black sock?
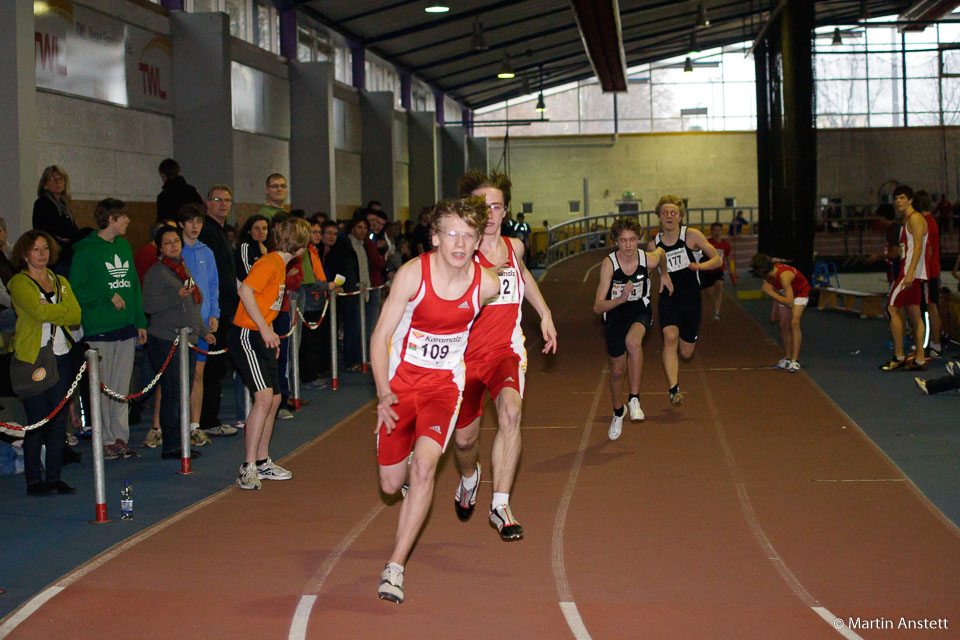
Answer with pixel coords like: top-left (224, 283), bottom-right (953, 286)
top-left (613, 405), bottom-right (625, 417)
top-left (628, 393), bottom-right (639, 402)
top-left (256, 458), bottom-right (268, 466)
top-left (669, 384), bottom-right (679, 395)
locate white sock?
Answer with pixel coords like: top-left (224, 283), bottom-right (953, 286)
top-left (492, 492), bottom-right (509, 510)
top-left (190, 422), bottom-right (200, 432)
top-left (461, 469), bottom-right (479, 490)
top-left (387, 561), bottom-right (404, 573)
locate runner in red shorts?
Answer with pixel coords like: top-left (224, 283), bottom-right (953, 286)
top-left (372, 198), bottom-right (500, 605)
top-left (451, 169), bottom-right (558, 541)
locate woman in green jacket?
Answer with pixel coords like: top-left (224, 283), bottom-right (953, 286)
top-left (9, 230), bottom-right (81, 496)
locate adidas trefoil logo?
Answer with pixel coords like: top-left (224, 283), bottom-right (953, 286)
top-left (458, 301), bottom-right (470, 309)
top-left (105, 255), bottom-right (129, 278)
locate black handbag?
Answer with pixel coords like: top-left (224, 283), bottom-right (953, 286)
top-left (10, 333), bottom-right (58, 398)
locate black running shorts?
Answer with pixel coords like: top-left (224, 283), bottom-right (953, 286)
top-left (229, 325), bottom-right (281, 394)
top-left (658, 292), bottom-right (701, 343)
top-left (604, 306), bottom-right (653, 358)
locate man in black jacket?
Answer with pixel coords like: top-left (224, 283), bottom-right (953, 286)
top-left (197, 184), bottom-right (240, 435)
top-left (157, 158), bottom-right (203, 224)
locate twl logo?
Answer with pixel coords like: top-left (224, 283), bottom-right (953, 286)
top-left (35, 32), bottom-right (67, 76)
top-left (137, 63), bottom-right (167, 99)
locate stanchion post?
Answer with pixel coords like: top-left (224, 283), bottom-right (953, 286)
top-left (289, 298), bottom-right (301, 410)
top-left (330, 292), bottom-right (339, 390)
top-left (178, 328), bottom-right (193, 474)
top-left (359, 288), bottom-right (369, 373)
top-left (86, 348), bottom-right (110, 523)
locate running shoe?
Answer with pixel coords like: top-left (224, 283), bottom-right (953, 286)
top-left (454, 462), bottom-right (482, 521)
top-left (203, 423), bottom-right (239, 437)
top-left (669, 388), bottom-right (684, 407)
top-left (378, 562), bottom-right (404, 604)
top-left (787, 360), bottom-right (801, 373)
top-left (276, 409), bottom-right (294, 420)
top-left (236, 463), bottom-right (261, 490)
top-left (142, 428), bottom-right (162, 449)
top-left (928, 346), bottom-right (942, 359)
top-left (627, 397), bottom-right (645, 421)
top-left (233, 420), bottom-right (245, 430)
top-left (190, 429), bottom-right (212, 447)
top-left (65, 432), bottom-right (79, 446)
top-left (904, 359), bottom-right (927, 371)
top-left (113, 439), bottom-right (138, 459)
top-left (102, 445), bottom-right (119, 461)
top-left (947, 361), bottom-right (958, 376)
top-left (880, 358), bottom-right (906, 371)
top-left (914, 377), bottom-right (928, 395)
top-left (712, 311), bottom-right (720, 321)
top-left (775, 357), bottom-right (791, 370)
top-left (256, 457), bottom-right (293, 480)
top-left (489, 504), bottom-right (524, 540)
top-left (608, 411), bottom-right (624, 441)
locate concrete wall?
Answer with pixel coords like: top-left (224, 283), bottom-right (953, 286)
top-left (232, 130), bottom-right (290, 225)
top-left (488, 131), bottom-right (758, 226)
top-left (394, 110), bottom-right (410, 220)
top-left (334, 90), bottom-right (362, 220)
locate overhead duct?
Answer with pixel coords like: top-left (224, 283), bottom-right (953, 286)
top-left (569, 0), bottom-right (628, 92)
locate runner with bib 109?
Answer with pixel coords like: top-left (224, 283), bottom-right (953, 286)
top-left (647, 196), bottom-right (721, 407)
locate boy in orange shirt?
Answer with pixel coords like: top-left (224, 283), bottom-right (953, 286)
top-left (230, 218), bottom-right (310, 490)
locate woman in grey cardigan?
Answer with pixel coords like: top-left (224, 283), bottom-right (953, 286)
top-left (142, 226), bottom-right (214, 460)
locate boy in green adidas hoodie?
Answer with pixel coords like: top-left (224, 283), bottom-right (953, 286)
top-left (69, 198), bottom-right (147, 460)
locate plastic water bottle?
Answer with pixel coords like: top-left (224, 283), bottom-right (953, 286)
top-left (120, 481), bottom-right (133, 520)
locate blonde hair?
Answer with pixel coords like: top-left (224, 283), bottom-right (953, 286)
top-left (655, 195), bottom-right (686, 218)
top-left (273, 217), bottom-right (310, 254)
top-left (38, 165), bottom-right (71, 201)
top-left (430, 196), bottom-right (489, 236)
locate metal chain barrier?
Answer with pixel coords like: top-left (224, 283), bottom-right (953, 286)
top-left (0, 361), bottom-right (89, 436)
top-left (100, 335), bottom-right (179, 402)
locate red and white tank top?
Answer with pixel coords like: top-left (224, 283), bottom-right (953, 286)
top-left (767, 264), bottom-right (810, 298)
top-left (464, 237), bottom-right (526, 362)
top-left (923, 212), bottom-right (940, 279)
top-left (388, 252), bottom-right (483, 380)
top-left (899, 212), bottom-right (929, 281)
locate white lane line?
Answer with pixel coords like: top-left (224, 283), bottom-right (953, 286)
top-left (288, 501), bottom-right (386, 640)
top-left (551, 372), bottom-right (605, 639)
top-left (812, 607), bottom-right (864, 640)
top-left (0, 587), bottom-right (63, 638)
top-left (581, 261), bottom-right (602, 284)
top-left (812, 478), bottom-right (906, 483)
top-left (698, 370), bottom-right (860, 639)
top-left (559, 602), bottom-right (592, 640)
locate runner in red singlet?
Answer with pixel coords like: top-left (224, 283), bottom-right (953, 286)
top-left (701, 222), bottom-right (737, 321)
top-left (451, 169), bottom-right (557, 541)
top-left (751, 254), bottom-right (810, 373)
top-left (372, 198), bottom-right (500, 605)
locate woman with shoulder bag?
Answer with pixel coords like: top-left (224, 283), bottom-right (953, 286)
top-left (9, 230), bottom-right (81, 495)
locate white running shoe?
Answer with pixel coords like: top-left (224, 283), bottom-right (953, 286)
top-left (787, 360), bottom-right (801, 373)
top-left (627, 397), bottom-right (645, 422)
top-left (256, 457), bottom-right (293, 480)
top-left (775, 358), bottom-right (791, 370)
top-left (608, 411), bottom-right (624, 440)
top-left (236, 463), bottom-right (261, 490)
top-left (378, 562), bottom-right (404, 604)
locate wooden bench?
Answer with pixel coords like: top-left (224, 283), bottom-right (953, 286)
top-left (816, 287), bottom-right (886, 319)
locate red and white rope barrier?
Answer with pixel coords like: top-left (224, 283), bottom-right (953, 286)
top-left (0, 362), bottom-right (89, 436)
top-left (99, 336), bottom-right (179, 401)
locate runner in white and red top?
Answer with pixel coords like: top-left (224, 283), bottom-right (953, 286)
top-left (371, 198), bottom-right (500, 605)
top-left (751, 254), bottom-right (810, 373)
top-left (452, 169), bottom-right (557, 542)
top-left (881, 185), bottom-right (929, 371)
top-left (701, 222), bottom-right (737, 321)
top-left (916, 190), bottom-right (943, 357)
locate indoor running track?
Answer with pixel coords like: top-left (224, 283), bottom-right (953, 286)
top-left (3, 250), bottom-right (958, 640)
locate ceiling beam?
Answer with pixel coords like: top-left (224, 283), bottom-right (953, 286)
top-left (570, 0), bottom-right (628, 92)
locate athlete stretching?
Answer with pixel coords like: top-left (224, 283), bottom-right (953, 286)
top-left (452, 169), bottom-right (558, 541)
top-left (373, 198), bottom-right (500, 604)
top-left (648, 196), bottom-right (721, 406)
top-left (593, 218), bottom-right (671, 440)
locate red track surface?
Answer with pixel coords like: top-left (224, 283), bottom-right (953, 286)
top-left (5, 251), bottom-right (959, 639)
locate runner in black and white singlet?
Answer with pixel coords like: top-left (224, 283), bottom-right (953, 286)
top-left (647, 196), bottom-right (721, 407)
top-left (593, 217), bottom-right (670, 440)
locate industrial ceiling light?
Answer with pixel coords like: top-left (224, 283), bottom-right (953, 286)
top-left (690, 31), bottom-right (699, 52)
top-left (696, 2), bottom-right (710, 28)
top-left (535, 64), bottom-right (546, 112)
top-left (832, 27), bottom-right (843, 45)
top-left (497, 53), bottom-right (514, 79)
top-left (683, 56), bottom-right (694, 72)
top-left (470, 17), bottom-right (488, 51)
top-left (424, 3), bottom-right (449, 13)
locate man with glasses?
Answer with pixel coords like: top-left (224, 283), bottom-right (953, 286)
top-left (198, 185), bottom-right (241, 436)
top-left (259, 174), bottom-right (288, 220)
top-left (450, 170), bottom-right (557, 541)
top-left (648, 196), bottom-right (720, 407)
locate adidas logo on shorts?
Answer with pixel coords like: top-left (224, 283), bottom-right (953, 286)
top-left (430, 425), bottom-right (442, 433)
